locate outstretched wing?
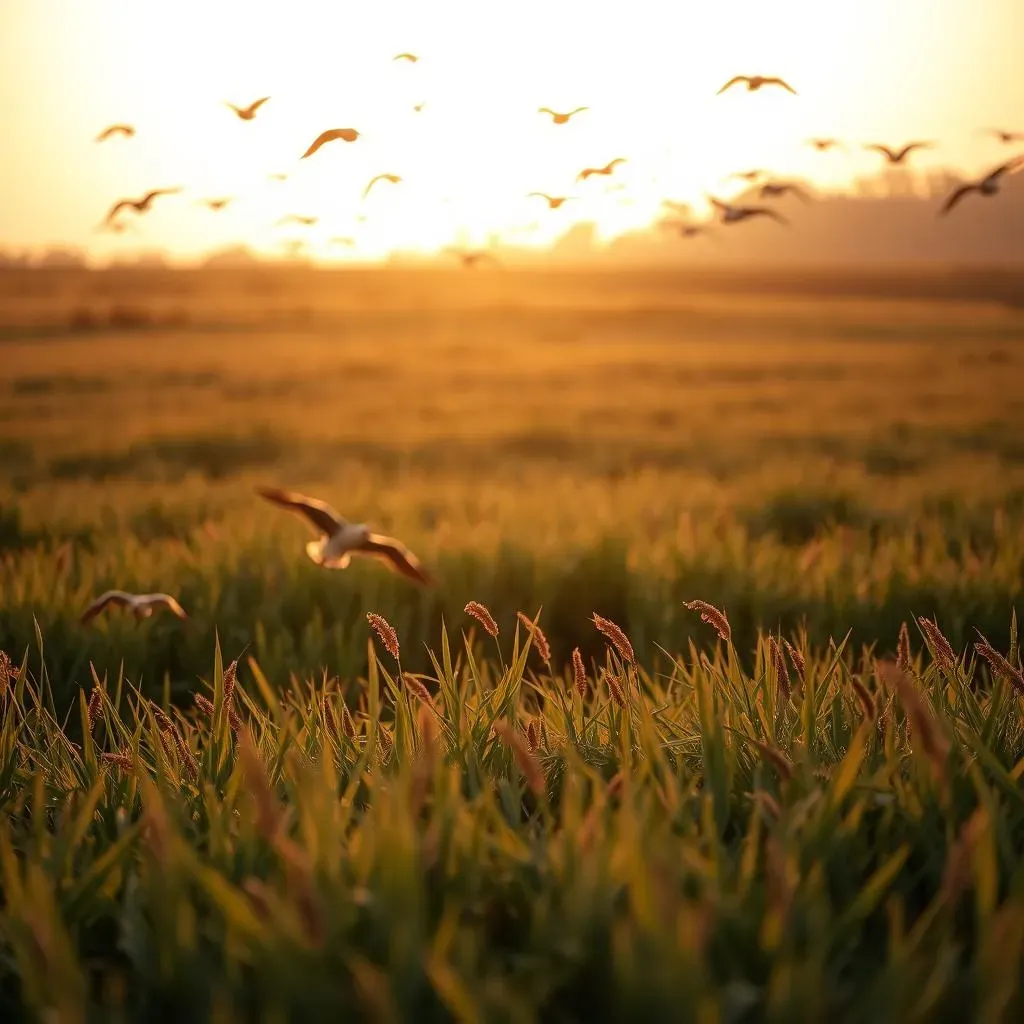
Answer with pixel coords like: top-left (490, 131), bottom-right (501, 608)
top-left (81, 591), bottom-right (132, 623)
top-left (96, 124), bottom-right (134, 142)
top-left (358, 534), bottom-right (434, 586)
top-left (940, 184), bottom-right (976, 215)
top-left (717, 76), bottom-right (747, 95)
top-left (143, 187), bottom-right (183, 204)
top-left (765, 77), bottom-right (797, 94)
top-left (255, 486), bottom-right (345, 536)
top-left (149, 594), bottom-right (188, 619)
top-left (567, 107), bottom-right (589, 117)
top-left (302, 129), bottom-right (345, 159)
top-left (749, 207), bottom-right (789, 224)
top-left (104, 199), bottom-right (134, 223)
top-left (248, 97), bottom-right (271, 115)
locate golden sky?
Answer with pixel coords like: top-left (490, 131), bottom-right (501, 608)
top-left (1, 0), bottom-right (1021, 263)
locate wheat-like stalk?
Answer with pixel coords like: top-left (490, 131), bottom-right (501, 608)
top-left (236, 725), bottom-right (285, 844)
top-left (684, 600), bottom-right (732, 642)
top-left (768, 637), bottom-right (791, 700)
top-left (974, 633), bottom-right (1024, 695)
top-left (403, 673), bottom-right (433, 705)
top-left (592, 614), bottom-right (635, 665)
top-left (517, 611), bottom-right (551, 664)
top-left (892, 667), bottom-right (950, 782)
top-left (223, 658), bottom-right (239, 706)
top-left (572, 648), bottom-right (587, 698)
top-left (751, 738), bottom-right (795, 782)
top-left (86, 686), bottom-right (103, 731)
top-left (917, 616), bottom-right (956, 673)
top-left (897, 622), bottom-right (912, 673)
top-left (194, 694), bottom-right (215, 717)
top-left (101, 750), bottom-right (134, 772)
top-left (465, 601), bottom-right (499, 639)
top-left (526, 719), bottom-right (539, 751)
top-left (782, 639), bottom-right (806, 677)
top-left (0, 650), bottom-right (12, 695)
top-left (493, 719), bottom-right (545, 797)
top-left (607, 673), bottom-right (627, 709)
top-left (849, 674), bottom-right (876, 721)
top-left (366, 613), bottom-right (400, 662)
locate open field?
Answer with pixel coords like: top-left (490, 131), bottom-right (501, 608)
top-left (1, 267), bottom-right (1024, 1018)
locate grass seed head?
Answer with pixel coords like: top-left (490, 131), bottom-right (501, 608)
top-left (768, 636), bottom-right (791, 700)
top-left (0, 650), bottom-right (12, 695)
top-left (897, 621), bottom-right (912, 673)
top-left (517, 611), bottom-right (551, 663)
top-left (572, 647), bottom-right (587, 698)
top-left (918, 616), bottom-right (956, 674)
top-left (86, 686), bottom-right (103, 731)
top-left (403, 672), bottom-right (433, 704)
top-left (194, 693), bottom-right (215, 717)
top-left (684, 600), bottom-right (732, 642)
top-left (526, 718), bottom-right (539, 751)
top-left (366, 613), bottom-right (400, 662)
top-left (493, 718), bottom-right (545, 798)
top-left (974, 633), bottom-right (1024, 695)
top-left (223, 658), bottom-right (238, 706)
top-left (607, 673), bottom-right (627, 709)
top-left (850, 674), bottom-right (876, 721)
top-left (892, 665), bottom-right (950, 781)
top-left (782, 639), bottom-right (806, 677)
top-left (464, 601), bottom-right (499, 639)
top-left (102, 750), bottom-right (134, 772)
top-left (752, 738), bottom-right (795, 782)
top-left (592, 613), bottom-right (635, 665)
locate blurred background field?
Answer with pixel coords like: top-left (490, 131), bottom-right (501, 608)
top-left (2, 266), bottom-right (1023, 708)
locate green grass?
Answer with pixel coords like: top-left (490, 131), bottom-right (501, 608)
top-left (2, 612), bottom-right (1024, 1021)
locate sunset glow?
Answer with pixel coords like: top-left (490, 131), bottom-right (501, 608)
top-left (1, 0), bottom-right (1022, 263)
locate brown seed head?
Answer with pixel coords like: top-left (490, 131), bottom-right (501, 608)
top-left (917, 617), bottom-right (956, 674)
top-left (607, 673), bottom-right (627, 709)
top-left (223, 658), bottom-right (238, 706)
top-left (782, 639), bottom-right (806, 677)
top-left (194, 693), bottom-right (215, 717)
top-left (86, 686), bottom-right (103, 731)
top-left (751, 738), bottom-right (795, 782)
top-left (366, 613), bottom-right (400, 662)
top-left (572, 647), bottom-right (587, 698)
top-left (768, 637), bottom-right (791, 700)
top-left (592, 613), bottom-right (635, 665)
top-left (492, 718), bottom-right (545, 798)
top-left (974, 633), bottom-right (1024, 696)
top-left (403, 672), bottom-right (433, 704)
top-left (897, 622), bottom-right (912, 673)
top-left (517, 612), bottom-right (552, 663)
top-left (849, 674), bottom-right (876, 721)
top-left (0, 650), bottom-right (12, 695)
top-left (464, 601), bottom-right (499, 638)
top-left (684, 600), bottom-right (732, 642)
top-left (227, 705), bottom-right (242, 733)
top-left (102, 750), bottom-right (134, 772)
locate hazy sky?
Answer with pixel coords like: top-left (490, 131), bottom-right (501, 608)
top-left (1, 0), bottom-right (1021, 263)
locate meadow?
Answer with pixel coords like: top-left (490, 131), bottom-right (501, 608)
top-left (1, 265), bottom-right (1024, 1019)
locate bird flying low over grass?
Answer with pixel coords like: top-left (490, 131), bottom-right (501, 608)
top-left (709, 196), bottom-right (789, 225)
top-left (95, 124), bottom-right (135, 142)
top-left (538, 107), bottom-right (588, 124)
top-left (717, 75), bottom-right (797, 95)
top-left (256, 487), bottom-right (434, 586)
top-left (363, 173), bottom-right (402, 199)
top-left (104, 188), bottom-right (182, 224)
top-left (939, 157), bottom-right (1024, 215)
top-left (301, 128), bottom-right (360, 159)
top-left (864, 141), bottom-right (934, 164)
top-left (528, 193), bottom-right (573, 209)
top-left (225, 97), bottom-right (270, 120)
top-left (577, 158), bottom-right (627, 182)
top-left (759, 181), bottom-right (813, 202)
top-left (81, 591), bottom-right (188, 624)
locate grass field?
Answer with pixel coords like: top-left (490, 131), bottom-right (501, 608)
top-left (1, 266), bottom-right (1024, 1019)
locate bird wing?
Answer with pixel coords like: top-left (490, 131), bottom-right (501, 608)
top-left (576, 169), bottom-right (596, 181)
top-left (866, 144), bottom-right (896, 161)
top-left (537, 107), bottom-right (555, 116)
top-left (148, 594), bottom-right (188, 618)
top-left (255, 486), bottom-right (346, 536)
top-left (747, 207), bottom-right (789, 224)
top-left (527, 192), bottom-right (550, 200)
top-left (357, 534), bottom-right (434, 586)
top-left (247, 97), bottom-right (271, 115)
top-left (900, 142), bottom-right (931, 159)
top-left (568, 107), bottom-right (588, 116)
top-left (144, 188), bottom-right (183, 204)
top-left (765, 77), bottom-right (797, 94)
top-left (104, 200), bottom-right (134, 223)
top-left (302, 130), bottom-right (343, 159)
top-left (717, 77), bottom-right (747, 94)
top-left (708, 196), bottom-right (730, 213)
top-left (940, 184), bottom-right (976, 215)
top-left (81, 591), bottom-right (132, 623)
top-left (394, 53), bottom-right (418, 61)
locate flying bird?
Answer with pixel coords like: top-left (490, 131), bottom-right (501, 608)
top-left (95, 124), bottom-right (135, 142)
top-left (363, 173), bottom-right (402, 199)
top-left (256, 487), bottom-right (434, 585)
top-left (445, 248), bottom-right (501, 268)
top-left (394, 52), bottom-right (419, 62)
top-left (104, 188), bottom-right (182, 224)
top-left (661, 220), bottom-right (711, 239)
top-left (413, 101), bottom-right (426, 113)
top-left (717, 76), bottom-right (796, 95)
top-left (302, 128), bottom-right (360, 159)
top-left (939, 158), bottom-right (1024, 216)
top-left (197, 198), bottom-right (232, 211)
top-left (225, 97), bottom-right (270, 121)
top-left (807, 137), bottom-right (845, 152)
top-left (81, 591), bottom-right (187, 624)
top-left (728, 169), bottom-right (768, 183)
top-left (538, 107), bottom-right (588, 124)
top-left (864, 141), bottom-right (934, 165)
top-left (528, 192), bottom-right (573, 209)
top-left (276, 214), bottom-right (318, 226)
top-left (577, 158), bottom-right (627, 182)
top-left (709, 196), bottom-right (788, 226)
top-left (759, 182), bottom-right (812, 202)
top-left (987, 128), bottom-right (1024, 144)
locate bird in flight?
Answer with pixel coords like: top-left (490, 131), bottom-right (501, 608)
top-left (445, 248), bottom-right (501, 268)
top-left (363, 173), bottom-right (402, 199)
top-left (538, 107), bottom-right (588, 124)
top-left (759, 181), bottom-right (812, 202)
top-left (528, 193), bottom-right (573, 209)
top-left (807, 137), bottom-right (845, 152)
top-left (256, 487), bottom-right (434, 585)
top-left (104, 188), bottom-right (182, 224)
top-left (577, 158), bottom-right (627, 182)
top-left (268, 172), bottom-right (288, 182)
top-left (661, 220), bottom-right (711, 239)
top-left (717, 76), bottom-right (797, 95)
top-left (276, 214), bottom-right (318, 226)
top-left (413, 101), bottom-right (427, 113)
top-left (728, 169), bottom-right (768, 184)
top-left (197, 198), bottom-right (232, 211)
top-left (864, 141), bottom-right (933, 165)
top-left (939, 157), bottom-right (1024, 216)
top-left (302, 128), bottom-right (360, 159)
top-left (95, 124), bottom-right (135, 143)
top-left (225, 97), bottom-right (271, 121)
top-left (394, 52), bottom-right (418, 62)
top-left (709, 196), bottom-right (788, 226)
top-left (81, 591), bottom-right (187, 624)
top-left (986, 128), bottom-right (1024, 144)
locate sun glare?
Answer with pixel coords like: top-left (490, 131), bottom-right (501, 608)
top-left (1, 0), bottom-right (1020, 262)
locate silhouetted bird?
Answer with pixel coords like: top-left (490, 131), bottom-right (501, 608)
top-left (709, 196), bottom-right (788, 225)
top-left (940, 158), bottom-right (1024, 215)
top-left (225, 97), bottom-right (270, 121)
top-left (394, 52), bottom-right (418, 62)
top-left (577, 158), bottom-right (627, 181)
top-left (95, 124), bottom-right (135, 142)
top-left (81, 591), bottom-right (187, 624)
top-left (302, 128), bottom-right (360, 158)
top-left (728, 169), bottom-right (768, 183)
top-left (445, 248), bottom-right (501, 268)
top-left (538, 107), bottom-right (588, 124)
top-left (255, 487), bottom-right (434, 585)
top-left (760, 182), bottom-right (812, 202)
top-left (986, 128), bottom-right (1024, 144)
top-left (717, 76), bottom-right (796, 95)
top-left (807, 137), bottom-right (845, 152)
top-left (363, 173), bottom-right (402, 199)
top-left (104, 188), bottom-right (182, 224)
top-left (528, 193), bottom-right (573, 209)
top-left (197, 198), bottom-right (232, 211)
top-left (276, 215), bottom-right (318, 226)
top-left (864, 141), bottom-right (933, 164)
top-left (661, 220), bottom-right (711, 239)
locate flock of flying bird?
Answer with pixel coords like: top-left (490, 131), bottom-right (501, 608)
top-left (92, 60), bottom-right (1024, 263)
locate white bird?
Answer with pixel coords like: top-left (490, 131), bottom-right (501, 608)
top-left (709, 196), bottom-right (788, 226)
top-left (256, 487), bottom-right (434, 586)
top-left (81, 591), bottom-right (187, 624)
top-left (939, 158), bottom-right (1024, 215)
top-left (717, 75), bottom-right (796, 95)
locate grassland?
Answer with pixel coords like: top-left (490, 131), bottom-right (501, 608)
top-left (1, 266), bottom-right (1023, 1018)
